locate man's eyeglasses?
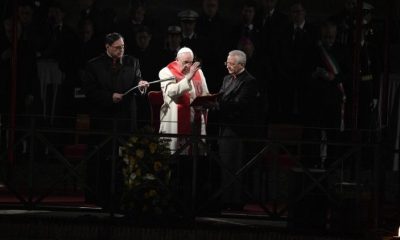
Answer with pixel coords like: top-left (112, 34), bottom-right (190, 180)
top-left (111, 45), bottom-right (125, 50)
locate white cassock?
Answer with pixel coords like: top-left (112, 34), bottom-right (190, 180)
top-left (158, 65), bottom-right (209, 154)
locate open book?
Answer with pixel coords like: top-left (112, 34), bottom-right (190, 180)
top-left (190, 93), bottom-right (221, 108)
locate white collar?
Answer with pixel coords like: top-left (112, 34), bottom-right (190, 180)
top-left (246, 24), bottom-right (254, 30)
top-left (131, 19), bottom-right (142, 25)
top-left (182, 32), bottom-right (195, 39)
top-left (294, 21), bottom-right (305, 30)
top-left (233, 68), bottom-right (245, 78)
top-left (268, 9), bottom-right (275, 17)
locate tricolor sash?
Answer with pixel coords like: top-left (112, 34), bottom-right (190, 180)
top-left (318, 41), bottom-right (346, 131)
top-left (318, 41), bottom-right (340, 76)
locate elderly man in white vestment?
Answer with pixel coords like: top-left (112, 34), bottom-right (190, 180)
top-left (159, 47), bottom-right (209, 153)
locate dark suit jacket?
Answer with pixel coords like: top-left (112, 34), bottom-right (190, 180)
top-left (256, 10), bottom-right (289, 58)
top-left (218, 70), bottom-right (258, 136)
top-left (307, 42), bottom-right (348, 128)
top-left (279, 22), bottom-right (317, 82)
top-left (82, 54), bottom-right (142, 131)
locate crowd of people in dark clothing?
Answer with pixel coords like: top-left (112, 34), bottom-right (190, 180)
top-left (0, 0), bottom-right (382, 134)
top-left (0, 0), bottom-right (392, 214)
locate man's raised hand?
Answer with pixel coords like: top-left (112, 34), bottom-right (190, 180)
top-left (186, 62), bottom-right (201, 81)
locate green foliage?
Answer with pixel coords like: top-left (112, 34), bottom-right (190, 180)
top-left (120, 126), bottom-right (173, 215)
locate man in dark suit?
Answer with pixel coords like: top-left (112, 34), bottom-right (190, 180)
top-left (218, 50), bottom-right (258, 210)
top-left (277, 2), bottom-right (317, 123)
top-left (83, 32), bottom-right (149, 131)
top-left (306, 21), bottom-right (348, 168)
top-left (257, 0), bottom-right (289, 54)
top-left (82, 32), bottom-right (149, 209)
top-left (256, 0), bottom-right (289, 123)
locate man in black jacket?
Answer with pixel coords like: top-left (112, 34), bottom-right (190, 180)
top-left (218, 50), bottom-right (258, 210)
top-left (82, 32), bottom-right (148, 209)
top-left (83, 32), bottom-right (149, 131)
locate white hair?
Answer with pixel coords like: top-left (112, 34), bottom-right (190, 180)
top-left (228, 50), bottom-right (247, 65)
top-left (176, 47), bottom-right (194, 59)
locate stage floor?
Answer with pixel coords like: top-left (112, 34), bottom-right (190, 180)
top-left (0, 207), bottom-right (366, 240)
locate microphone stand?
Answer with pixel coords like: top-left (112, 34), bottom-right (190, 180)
top-left (122, 77), bottom-right (175, 96)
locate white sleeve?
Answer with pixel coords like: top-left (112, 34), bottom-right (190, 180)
top-left (159, 67), bottom-right (192, 99)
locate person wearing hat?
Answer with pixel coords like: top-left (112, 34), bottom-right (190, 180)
top-left (356, 24), bottom-right (380, 131)
top-left (361, 2), bottom-right (377, 44)
top-left (160, 25), bottom-right (183, 62)
top-left (178, 9), bottom-right (199, 41)
top-left (158, 47), bottom-right (209, 154)
top-left (177, 9), bottom-right (206, 60)
top-left (330, 0), bottom-right (376, 47)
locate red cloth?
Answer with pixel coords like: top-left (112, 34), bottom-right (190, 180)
top-left (167, 61), bottom-right (202, 135)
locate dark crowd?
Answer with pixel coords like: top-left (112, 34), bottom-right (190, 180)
top-left (0, 0), bottom-right (386, 134)
top-left (2, 0), bottom-right (398, 215)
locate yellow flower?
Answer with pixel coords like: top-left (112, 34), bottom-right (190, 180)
top-left (144, 174), bottom-right (155, 180)
top-left (129, 173), bottom-right (137, 180)
top-left (141, 138), bottom-right (149, 145)
top-left (154, 161), bottom-right (162, 172)
top-left (127, 179), bottom-right (133, 189)
top-left (149, 142), bottom-right (157, 154)
top-left (129, 136), bottom-right (138, 143)
top-left (129, 156), bottom-right (136, 166)
top-left (149, 189), bottom-right (157, 197)
top-left (144, 190), bottom-right (156, 199)
top-left (122, 130), bottom-right (173, 213)
top-left (136, 149), bottom-right (144, 159)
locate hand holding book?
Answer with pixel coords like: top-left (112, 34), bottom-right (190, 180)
top-left (190, 93), bottom-right (221, 109)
